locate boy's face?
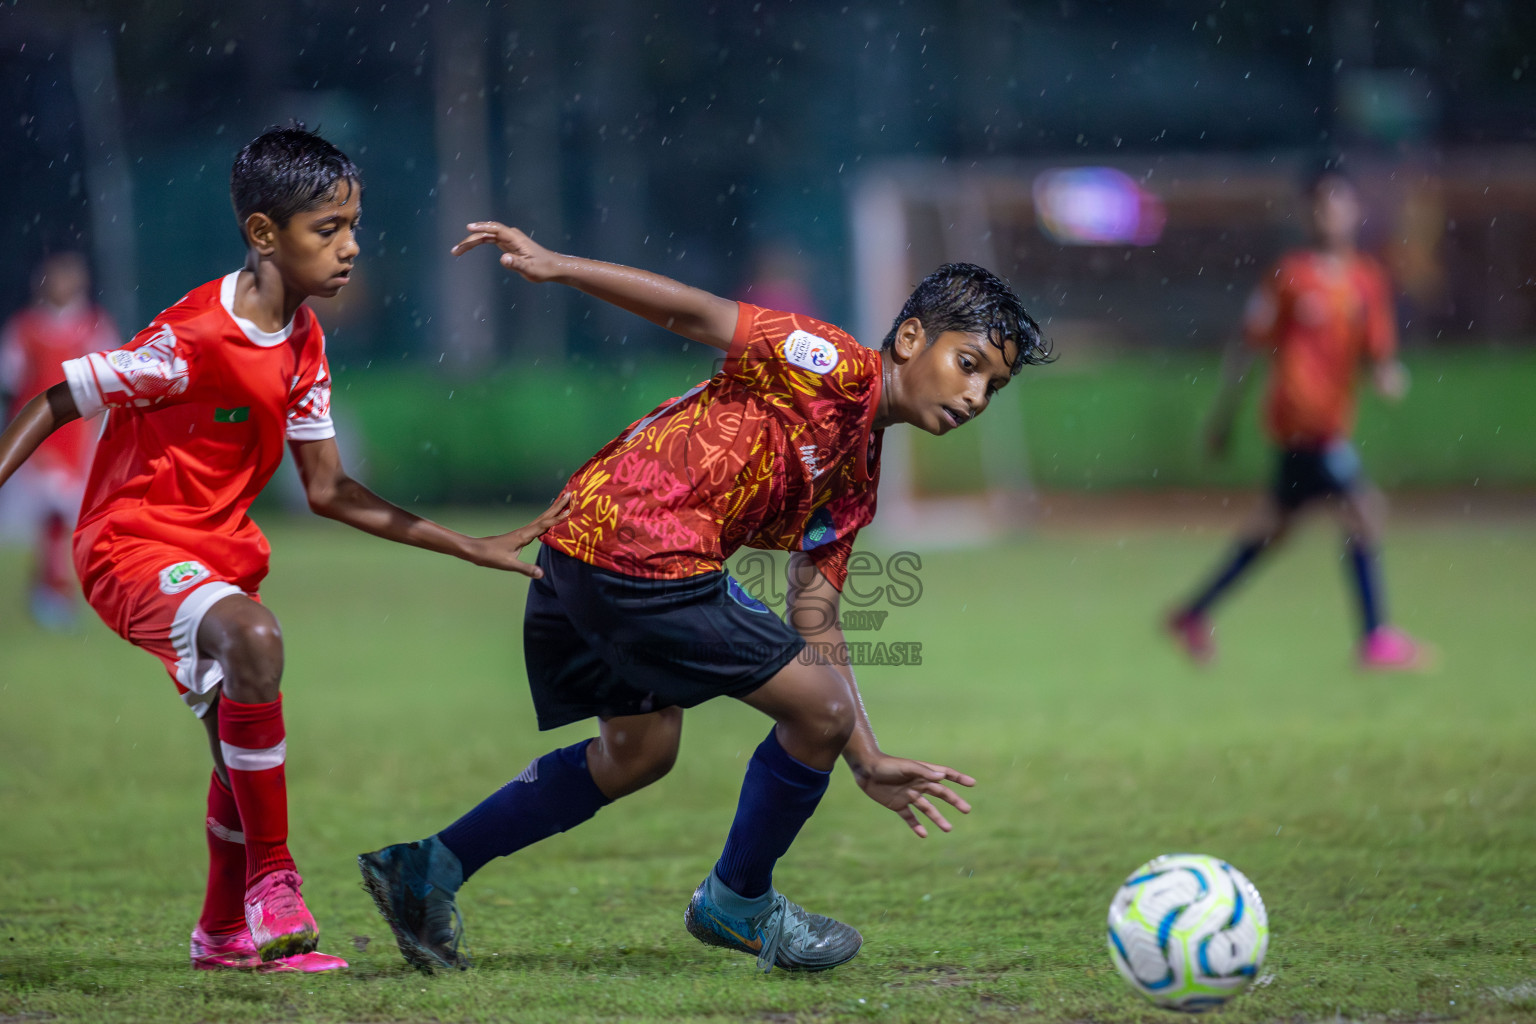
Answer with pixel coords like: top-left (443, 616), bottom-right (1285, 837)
top-left (252, 179), bottom-right (361, 298)
top-left (37, 254), bottom-right (89, 309)
top-left (1310, 175), bottom-right (1361, 249)
top-left (892, 321), bottom-right (1017, 435)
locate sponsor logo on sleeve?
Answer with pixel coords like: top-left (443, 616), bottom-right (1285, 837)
top-left (780, 330), bottom-right (840, 374)
top-left (107, 325), bottom-right (190, 405)
top-left (800, 505), bottom-right (838, 551)
top-left (159, 560), bottom-right (211, 595)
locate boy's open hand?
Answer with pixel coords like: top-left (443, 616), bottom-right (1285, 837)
top-left (452, 221), bottom-right (561, 282)
top-left (851, 753), bottom-right (975, 838)
top-left (465, 492), bottom-right (573, 577)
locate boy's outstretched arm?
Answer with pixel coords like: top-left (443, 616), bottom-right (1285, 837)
top-left (290, 436), bottom-right (570, 578)
top-left (0, 382), bottom-right (79, 490)
top-left (451, 221), bottom-right (739, 351)
top-left (785, 552), bottom-right (975, 838)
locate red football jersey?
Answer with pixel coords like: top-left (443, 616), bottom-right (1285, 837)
top-left (0, 302), bottom-right (119, 475)
top-left (63, 272), bottom-right (335, 595)
top-left (1244, 250), bottom-right (1397, 446)
top-left (541, 303), bottom-right (884, 590)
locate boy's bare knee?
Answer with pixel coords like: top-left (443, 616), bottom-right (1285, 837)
top-left (593, 709), bottom-right (682, 797)
top-left (784, 696), bottom-right (855, 758)
top-left (204, 604), bottom-right (284, 703)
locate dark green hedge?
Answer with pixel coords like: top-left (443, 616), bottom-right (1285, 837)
top-left (332, 349), bottom-right (1535, 502)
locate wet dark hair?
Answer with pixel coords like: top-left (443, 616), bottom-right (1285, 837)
top-left (230, 123), bottom-right (361, 240)
top-left (881, 262), bottom-right (1052, 373)
top-left (1303, 152), bottom-right (1353, 198)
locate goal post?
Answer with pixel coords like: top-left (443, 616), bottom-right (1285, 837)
top-left (850, 166), bottom-right (1037, 548)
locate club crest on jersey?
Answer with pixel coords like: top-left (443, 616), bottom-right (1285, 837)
top-left (780, 330), bottom-right (839, 375)
top-left (159, 560), bottom-right (210, 595)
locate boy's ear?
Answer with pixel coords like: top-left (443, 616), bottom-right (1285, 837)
top-left (244, 212), bottom-right (278, 255)
top-left (891, 317), bottom-right (926, 362)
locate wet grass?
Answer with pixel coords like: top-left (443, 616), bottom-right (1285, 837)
top-left (1, 509), bottom-right (1532, 1022)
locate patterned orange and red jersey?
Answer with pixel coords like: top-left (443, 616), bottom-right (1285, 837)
top-left (541, 303), bottom-right (884, 590)
top-left (0, 302), bottom-right (119, 476)
top-left (1244, 250), bottom-right (1397, 447)
top-left (62, 273), bottom-right (335, 598)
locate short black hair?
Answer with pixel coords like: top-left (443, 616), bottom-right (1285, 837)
top-left (881, 263), bottom-right (1051, 373)
top-left (1302, 152), bottom-right (1352, 198)
top-left (230, 123), bottom-right (361, 240)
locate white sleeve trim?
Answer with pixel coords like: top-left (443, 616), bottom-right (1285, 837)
top-left (285, 418), bottom-right (336, 442)
top-left (62, 354), bottom-right (109, 419)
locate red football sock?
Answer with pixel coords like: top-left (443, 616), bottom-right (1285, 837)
top-left (217, 696), bottom-right (296, 884)
top-left (198, 770), bottom-right (249, 936)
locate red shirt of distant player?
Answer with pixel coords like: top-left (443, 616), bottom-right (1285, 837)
top-left (0, 301), bottom-right (118, 476)
top-left (62, 273), bottom-right (335, 604)
top-left (1244, 250), bottom-right (1397, 447)
top-left (541, 303), bottom-right (883, 590)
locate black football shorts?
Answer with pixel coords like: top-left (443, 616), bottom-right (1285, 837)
top-left (523, 546), bottom-right (805, 730)
top-left (1273, 441), bottom-right (1365, 511)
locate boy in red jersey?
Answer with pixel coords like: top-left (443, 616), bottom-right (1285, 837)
top-left (0, 252), bottom-right (119, 628)
top-left (1167, 166), bottom-right (1426, 670)
top-left (0, 128), bottom-right (568, 973)
top-left (360, 222), bottom-right (1052, 974)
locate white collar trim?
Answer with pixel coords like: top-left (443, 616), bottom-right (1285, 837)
top-left (220, 271), bottom-right (294, 347)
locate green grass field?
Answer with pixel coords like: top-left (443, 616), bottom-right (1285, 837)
top-left (1, 508), bottom-right (1533, 1023)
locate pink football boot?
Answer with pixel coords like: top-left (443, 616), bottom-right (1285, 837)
top-left (244, 869), bottom-right (319, 961)
top-left (190, 926), bottom-right (263, 970)
top-left (1359, 626), bottom-right (1429, 671)
top-left (1166, 610), bottom-right (1216, 665)
top-left (260, 951), bottom-right (350, 973)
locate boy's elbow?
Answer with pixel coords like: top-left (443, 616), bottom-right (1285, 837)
top-left (305, 480), bottom-right (342, 517)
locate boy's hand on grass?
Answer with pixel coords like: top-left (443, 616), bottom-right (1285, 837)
top-left (452, 221), bottom-right (561, 282)
top-left (850, 754), bottom-right (974, 838)
top-left (466, 492), bottom-right (572, 576)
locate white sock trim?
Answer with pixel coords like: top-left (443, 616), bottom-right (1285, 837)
top-left (220, 739), bottom-right (287, 773)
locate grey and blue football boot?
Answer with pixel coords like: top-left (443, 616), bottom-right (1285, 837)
top-left (358, 835), bottom-right (469, 973)
top-left (684, 867), bottom-right (863, 972)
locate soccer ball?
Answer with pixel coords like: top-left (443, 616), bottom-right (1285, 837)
top-left (1106, 853), bottom-right (1269, 1012)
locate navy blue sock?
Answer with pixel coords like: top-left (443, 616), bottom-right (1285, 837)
top-left (1187, 539), bottom-right (1267, 615)
top-left (1346, 538), bottom-right (1384, 635)
top-left (714, 728), bottom-right (831, 900)
top-left (437, 739), bottom-right (611, 881)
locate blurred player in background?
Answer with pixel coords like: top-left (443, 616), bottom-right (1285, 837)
top-left (359, 221), bottom-right (1051, 975)
top-left (1167, 165), bottom-right (1426, 671)
top-left (0, 126), bottom-right (568, 975)
top-left (0, 252), bottom-right (119, 629)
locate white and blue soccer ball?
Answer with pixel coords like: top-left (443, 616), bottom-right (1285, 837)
top-left (1107, 853), bottom-right (1269, 1012)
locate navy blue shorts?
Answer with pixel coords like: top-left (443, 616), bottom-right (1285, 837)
top-left (1273, 442), bottom-right (1365, 511)
top-left (522, 546), bottom-right (806, 730)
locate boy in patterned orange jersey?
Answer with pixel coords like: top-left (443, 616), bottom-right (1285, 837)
top-left (360, 222), bottom-right (1051, 974)
top-left (0, 129), bottom-right (568, 973)
top-left (1168, 167), bottom-right (1426, 670)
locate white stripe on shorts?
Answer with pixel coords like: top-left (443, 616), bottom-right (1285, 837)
top-left (169, 580), bottom-right (243, 718)
top-left (220, 739), bottom-right (287, 773)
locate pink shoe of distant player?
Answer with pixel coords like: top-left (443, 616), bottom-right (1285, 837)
top-left (1166, 610), bottom-right (1215, 664)
top-left (190, 925), bottom-right (263, 970)
top-left (259, 951), bottom-right (350, 973)
top-left (244, 869), bottom-right (319, 961)
top-left (1359, 626), bottom-right (1429, 671)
